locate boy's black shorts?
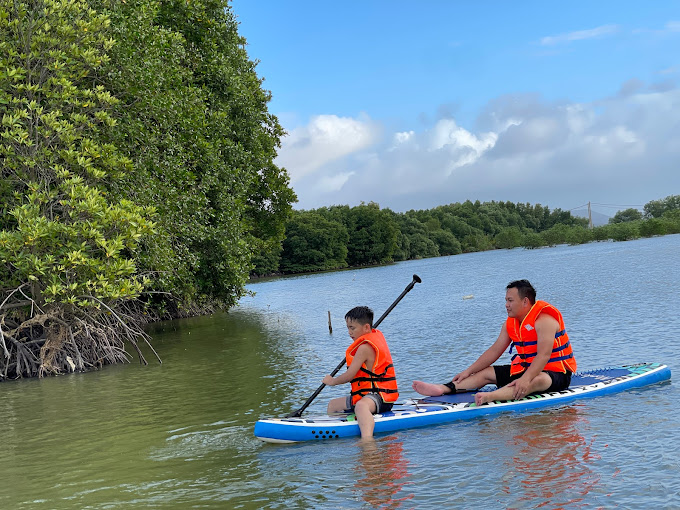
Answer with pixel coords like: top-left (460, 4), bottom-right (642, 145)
top-left (494, 364), bottom-right (572, 393)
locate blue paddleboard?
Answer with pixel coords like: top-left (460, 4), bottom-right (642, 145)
top-left (254, 363), bottom-right (671, 443)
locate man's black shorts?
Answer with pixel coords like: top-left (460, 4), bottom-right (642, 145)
top-left (494, 365), bottom-right (572, 393)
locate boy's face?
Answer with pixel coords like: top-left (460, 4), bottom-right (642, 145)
top-left (346, 318), bottom-right (372, 341)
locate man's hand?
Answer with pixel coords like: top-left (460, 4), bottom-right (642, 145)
top-left (507, 375), bottom-right (532, 400)
top-left (452, 368), bottom-right (474, 383)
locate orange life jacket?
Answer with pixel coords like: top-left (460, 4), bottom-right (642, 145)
top-left (507, 300), bottom-right (577, 376)
top-left (345, 329), bottom-right (399, 405)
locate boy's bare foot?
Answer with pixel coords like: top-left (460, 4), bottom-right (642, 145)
top-left (412, 381), bottom-right (448, 396)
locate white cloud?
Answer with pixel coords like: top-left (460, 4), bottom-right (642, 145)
top-left (316, 171), bottom-right (355, 193)
top-left (540, 24), bottom-right (619, 45)
top-left (392, 131), bottom-right (415, 146)
top-left (279, 85), bottom-right (680, 213)
top-left (665, 21), bottom-right (680, 32)
top-left (275, 114), bottom-right (379, 183)
top-left (632, 20), bottom-right (680, 36)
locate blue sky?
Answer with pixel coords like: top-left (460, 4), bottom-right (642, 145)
top-left (231, 1), bottom-right (680, 216)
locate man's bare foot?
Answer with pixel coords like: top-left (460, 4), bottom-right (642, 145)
top-left (474, 392), bottom-right (493, 406)
top-left (412, 381), bottom-right (448, 396)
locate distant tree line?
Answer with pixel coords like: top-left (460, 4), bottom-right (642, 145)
top-left (252, 195), bottom-right (680, 276)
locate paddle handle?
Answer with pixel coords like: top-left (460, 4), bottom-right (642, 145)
top-left (372, 274), bottom-right (421, 329)
top-left (285, 274), bottom-right (422, 418)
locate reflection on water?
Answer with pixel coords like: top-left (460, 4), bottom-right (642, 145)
top-left (353, 436), bottom-right (414, 509)
top-left (495, 406), bottom-right (601, 509)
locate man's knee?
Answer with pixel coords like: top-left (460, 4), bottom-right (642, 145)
top-left (532, 372), bottom-right (553, 392)
top-left (482, 366), bottom-right (499, 384)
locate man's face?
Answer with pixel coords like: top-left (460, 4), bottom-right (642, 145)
top-left (505, 287), bottom-right (528, 319)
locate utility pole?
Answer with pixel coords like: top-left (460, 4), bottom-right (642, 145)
top-left (587, 201), bottom-right (593, 229)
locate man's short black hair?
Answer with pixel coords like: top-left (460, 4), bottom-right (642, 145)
top-left (345, 306), bottom-right (373, 327)
top-left (507, 279), bottom-right (536, 304)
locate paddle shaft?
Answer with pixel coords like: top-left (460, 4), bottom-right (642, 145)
top-left (285, 274), bottom-right (422, 418)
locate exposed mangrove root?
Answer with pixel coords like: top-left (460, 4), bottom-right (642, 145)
top-left (0, 288), bottom-right (160, 380)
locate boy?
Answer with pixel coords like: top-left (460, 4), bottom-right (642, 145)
top-left (323, 306), bottom-right (399, 439)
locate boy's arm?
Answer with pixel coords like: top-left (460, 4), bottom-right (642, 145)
top-left (323, 344), bottom-right (374, 386)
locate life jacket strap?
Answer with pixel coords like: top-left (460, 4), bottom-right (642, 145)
top-left (515, 351), bottom-right (575, 368)
top-left (360, 364), bottom-right (393, 378)
top-left (351, 388), bottom-right (399, 397)
top-left (351, 376), bottom-right (397, 384)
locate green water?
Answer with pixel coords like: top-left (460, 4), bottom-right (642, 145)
top-left (0, 313), bottom-right (285, 508)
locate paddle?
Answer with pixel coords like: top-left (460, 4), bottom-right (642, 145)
top-left (285, 274), bottom-right (422, 418)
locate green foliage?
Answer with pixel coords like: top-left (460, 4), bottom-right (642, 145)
top-left (256, 199), bottom-right (614, 273)
top-left (250, 241), bottom-right (283, 276)
top-left (610, 208), bottom-right (643, 224)
top-left (461, 233), bottom-right (495, 252)
top-left (644, 195), bottom-right (680, 219)
top-left (638, 217), bottom-right (679, 237)
top-left (495, 227), bottom-right (523, 249)
top-left (391, 212), bottom-right (439, 259)
top-left (522, 232), bottom-right (545, 249)
top-left (253, 194), bottom-right (680, 276)
top-left (279, 211), bottom-right (348, 273)
top-left (428, 229), bottom-right (462, 256)
top-left (0, 0), bottom-right (298, 377)
top-left (661, 211), bottom-right (680, 234)
top-left (345, 203), bottom-right (398, 266)
top-left (89, 0), bottom-right (295, 311)
top-left (0, 0), bottom-right (155, 308)
top-left (540, 224), bottom-right (592, 246)
top-left (595, 222), bottom-right (640, 242)
top-left (0, 180), bottom-right (154, 306)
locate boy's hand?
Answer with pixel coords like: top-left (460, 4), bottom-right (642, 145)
top-left (322, 375), bottom-right (336, 386)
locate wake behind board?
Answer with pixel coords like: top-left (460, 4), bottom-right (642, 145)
top-left (254, 362), bottom-right (671, 443)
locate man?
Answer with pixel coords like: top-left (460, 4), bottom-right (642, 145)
top-left (412, 279), bottom-right (576, 406)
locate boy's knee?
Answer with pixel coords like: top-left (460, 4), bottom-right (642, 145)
top-left (327, 397), bottom-right (346, 414)
top-left (355, 397), bottom-right (377, 414)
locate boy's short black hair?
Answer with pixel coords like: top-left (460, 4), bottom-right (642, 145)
top-left (507, 279), bottom-right (536, 304)
top-left (345, 306), bottom-right (373, 327)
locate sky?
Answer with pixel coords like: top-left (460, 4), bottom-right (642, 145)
top-left (230, 1), bottom-right (680, 216)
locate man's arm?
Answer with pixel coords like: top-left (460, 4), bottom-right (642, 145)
top-left (508, 314), bottom-right (559, 397)
top-left (323, 343), bottom-right (374, 386)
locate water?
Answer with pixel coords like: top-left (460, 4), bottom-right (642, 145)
top-left (1, 235), bottom-right (679, 508)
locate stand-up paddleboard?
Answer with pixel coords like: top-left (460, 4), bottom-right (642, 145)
top-left (254, 363), bottom-right (671, 443)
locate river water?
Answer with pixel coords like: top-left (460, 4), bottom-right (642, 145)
top-left (1, 235), bottom-right (679, 508)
